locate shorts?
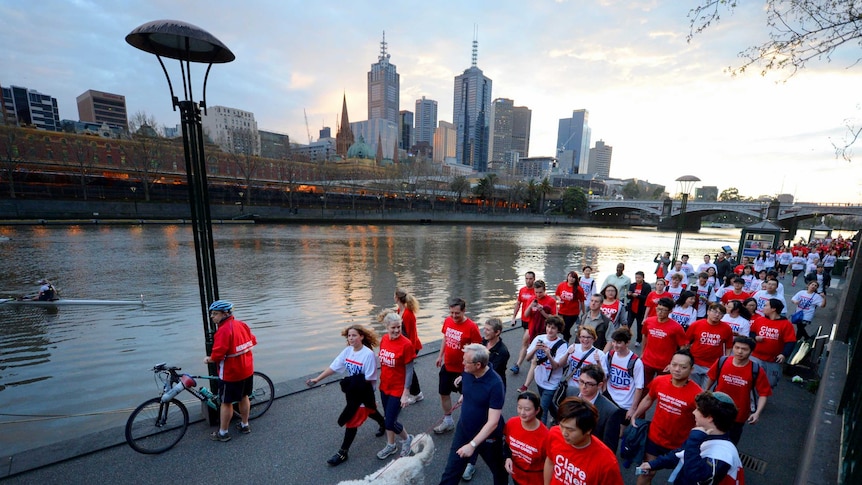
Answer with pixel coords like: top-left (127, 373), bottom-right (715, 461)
top-left (219, 375), bottom-right (254, 404)
top-left (644, 437), bottom-right (672, 458)
top-left (792, 269), bottom-right (803, 277)
top-left (778, 264), bottom-right (789, 273)
top-left (438, 367), bottom-right (462, 395)
top-left (520, 318), bottom-right (529, 330)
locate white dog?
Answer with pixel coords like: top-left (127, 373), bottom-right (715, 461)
top-left (336, 433), bottom-right (435, 485)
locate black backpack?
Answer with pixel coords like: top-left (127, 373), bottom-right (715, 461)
top-left (605, 350), bottom-right (638, 377)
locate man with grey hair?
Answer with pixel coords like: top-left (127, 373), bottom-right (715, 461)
top-left (438, 343), bottom-right (507, 484)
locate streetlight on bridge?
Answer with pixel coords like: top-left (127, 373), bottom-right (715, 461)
top-left (126, 20), bottom-right (235, 401)
top-left (671, 175), bottom-right (700, 264)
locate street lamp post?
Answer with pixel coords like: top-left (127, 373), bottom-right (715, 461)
top-left (130, 186), bottom-right (138, 219)
top-left (126, 21), bottom-right (234, 402)
top-left (671, 175), bottom-right (701, 264)
top-left (238, 190), bottom-right (244, 215)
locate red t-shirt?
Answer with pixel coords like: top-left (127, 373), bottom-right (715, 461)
top-left (646, 376), bottom-right (702, 449)
top-left (600, 300), bottom-right (621, 323)
top-left (527, 295), bottom-right (558, 340)
top-left (644, 290), bottom-right (668, 314)
top-left (505, 417), bottom-right (549, 485)
top-left (544, 426), bottom-right (623, 485)
top-left (518, 286), bottom-right (537, 319)
top-left (750, 316), bottom-right (797, 362)
top-left (641, 317), bottom-right (687, 370)
top-left (399, 307), bottom-right (422, 352)
top-left (720, 289), bottom-right (751, 305)
top-left (629, 283), bottom-right (646, 313)
top-left (556, 282), bottom-right (585, 316)
top-left (441, 317), bottom-right (482, 373)
top-left (685, 319), bottom-right (734, 367)
top-left (707, 358), bottom-right (773, 423)
top-left (378, 334), bottom-right (415, 396)
top-left (210, 316), bottom-right (256, 382)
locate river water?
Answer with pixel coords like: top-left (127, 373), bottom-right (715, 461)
top-left (0, 223), bottom-right (788, 455)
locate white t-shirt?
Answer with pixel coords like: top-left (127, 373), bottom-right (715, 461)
top-left (527, 335), bottom-right (567, 390)
top-left (601, 350), bottom-right (644, 410)
top-left (330, 345), bottom-right (378, 382)
top-left (792, 290), bottom-right (825, 321)
top-left (721, 314), bottom-right (751, 336)
top-left (562, 344), bottom-right (604, 387)
top-left (669, 305), bottom-right (697, 330)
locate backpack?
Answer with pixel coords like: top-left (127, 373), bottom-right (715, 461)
top-left (713, 356), bottom-right (761, 412)
top-left (605, 350), bottom-right (638, 378)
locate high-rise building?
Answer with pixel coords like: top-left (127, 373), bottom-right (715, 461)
top-left (1, 85), bottom-right (61, 131)
top-left (201, 105), bottom-right (261, 155)
top-left (586, 140), bottom-right (612, 178)
top-left (433, 121), bottom-right (457, 163)
top-left (319, 126), bottom-right (332, 140)
top-left (556, 109), bottom-right (591, 174)
top-left (399, 110), bottom-right (414, 150)
top-left (368, 31), bottom-right (400, 126)
top-left (76, 89), bottom-right (128, 130)
top-left (453, 37), bottom-right (492, 172)
top-left (259, 130), bottom-right (290, 159)
top-left (414, 96), bottom-right (437, 146)
top-left (489, 98), bottom-right (531, 170)
top-left (336, 93), bottom-right (355, 158)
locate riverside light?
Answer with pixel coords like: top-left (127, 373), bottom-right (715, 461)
top-left (672, 175), bottom-right (700, 264)
top-left (126, 21), bottom-right (234, 418)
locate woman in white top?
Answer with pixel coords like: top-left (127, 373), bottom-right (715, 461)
top-left (721, 300), bottom-right (752, 337)
top-left (790, 252), bottom-right (807, 286)
top-left (669, 290), bottom-right (697, 331)
top-left (753, 251), bottom-right (767, 273)
top-left (791, 281), bottom-right (826, 340)
top-left (556, 325), bottom-right (605, 398)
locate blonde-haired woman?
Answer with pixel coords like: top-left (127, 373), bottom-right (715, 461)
top-left (375, 310), bottom-right (416, 459)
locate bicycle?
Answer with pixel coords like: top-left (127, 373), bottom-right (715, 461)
top-left (125, 362), bottom-right (274, 454)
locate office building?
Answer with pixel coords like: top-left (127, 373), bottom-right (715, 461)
top-left (556, 109), bottom-right (591, 174)
top-left (319, 126), bottom-right (332, 140)
top-left (1, 85), bottom-right (61, 131)
top-left (399, 110), bottom-right (414, 150)
top-left (201, 105), bottom-right (261, 155)
top-left (76, 89), bottom-right (128, 130)
top-left (586, 140), bottom-right (612, 178)
top-left (368, 31), bottom-right (400, 126)
top-left (350, 118), bottom-right (399, 160)
top-left (414, 96), bottom-right (438, 146)
top-left (259, 130), bottom-right (290, 160)
top-left (453, 38), bottom-right (492, 171)
top-left (696, 186), bottom-right (719, 201)
top-left (433, 121), bottom-right (457, 163)
top-left (516, 156), bottom-right (556, 179)
top-left (489, 98), bottom-right (531, 170)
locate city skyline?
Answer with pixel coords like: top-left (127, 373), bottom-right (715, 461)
top-left (2, 1), bottom-right (861, 202)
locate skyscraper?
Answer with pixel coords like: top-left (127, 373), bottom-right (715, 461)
top-left (367, 31), bottom-right (400, 126)
top-left (399, 110), bottom-right (414, 150)
top-left (414, 96), bottom-right (438, 146)
top-left (489, 98), bottom-right (531, 169)
top-left (433, 121), bottom-right (457, 163)
top-left (586, 140), bottom-right (612, 178)
top-left (556, 109), bottom-right (591, 174)
top-left (453, 36), bottom-right (492, 172)
top-left (76, 89), bottom-right (128, 130)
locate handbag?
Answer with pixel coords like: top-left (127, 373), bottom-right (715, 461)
top-left (790, 309), bottom-right (805, 325)
top-left (552, 347), bottom-right (596, 408)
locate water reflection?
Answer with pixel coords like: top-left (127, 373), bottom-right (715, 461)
top-left (0, 222), bottom-right (832, 456)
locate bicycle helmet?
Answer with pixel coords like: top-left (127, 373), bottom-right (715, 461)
top-left (208, 300), bottom-right (233, 312)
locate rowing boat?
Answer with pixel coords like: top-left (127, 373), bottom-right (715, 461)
top-left (0, 298), bottom-right (145, 307)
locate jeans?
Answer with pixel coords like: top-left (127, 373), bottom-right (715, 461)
top-left (537, 385), bottom-right (555, 426)
top-left (380, 391), bottom-right (404, 435)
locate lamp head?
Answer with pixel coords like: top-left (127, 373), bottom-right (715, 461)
top-left (126, 20), bottom-right (234, 64)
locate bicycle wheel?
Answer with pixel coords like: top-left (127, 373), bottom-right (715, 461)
top-left (246, 371), bottom-right (274, 420)
top-left (125, 397), bottom-right (189, 454)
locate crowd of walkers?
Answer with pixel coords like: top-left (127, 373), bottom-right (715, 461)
top-left (303, 235), bottom-right (849, 484)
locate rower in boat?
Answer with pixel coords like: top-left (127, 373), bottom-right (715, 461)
top-left (37, 279), bottom-right (58, 301)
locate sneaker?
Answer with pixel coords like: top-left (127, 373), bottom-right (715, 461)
top-left (400, 434), bottom-right (414, 457)
top-left (210, 431), bottom-right (231, 442)
top-left (327, 450), bottom-right (348, 466)
top-left (462, 463), bottom-right (476, 481)
top-left (407, 392), bottom-right (425, 404)
top-left (377, 442), bottom-right (398, 460)
top-left (375, 425), bottom-right (386, 437)
top-left (517, 385), bottom-right (528, 393)
top-left (510, 364), bottom-right (520, 375)
top-left (433, 419), bottom-right (455, 434)
top-left (235, 423), bottom-right (251, 434)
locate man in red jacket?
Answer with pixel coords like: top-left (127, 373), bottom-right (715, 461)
top-left (205, 300), bottom-right (257, 442)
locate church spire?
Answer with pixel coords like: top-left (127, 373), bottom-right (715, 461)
top-left (336, 92), bottom-right (354, 158)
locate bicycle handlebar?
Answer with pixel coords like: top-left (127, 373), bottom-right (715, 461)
top-left (153, 363), bottom-right (181, 372)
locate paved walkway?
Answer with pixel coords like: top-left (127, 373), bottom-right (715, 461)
top-left (3, 278), bottom-right (833, 484)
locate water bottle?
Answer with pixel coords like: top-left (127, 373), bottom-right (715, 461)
top-left (200, 387), bottom-right (218, 409)
top-left (161, 374), bottom-right (196, 402)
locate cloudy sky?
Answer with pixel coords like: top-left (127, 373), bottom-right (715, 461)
top-left (3, 0), bottom-right (860, 202)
